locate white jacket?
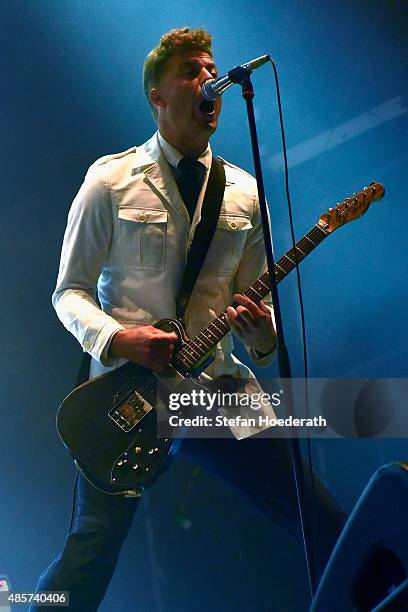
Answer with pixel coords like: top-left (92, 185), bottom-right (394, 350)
top-left (53, 133), bottom-right (275, 395)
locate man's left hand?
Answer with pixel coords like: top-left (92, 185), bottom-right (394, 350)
top-left (226, 294), bottom-right (277, 355)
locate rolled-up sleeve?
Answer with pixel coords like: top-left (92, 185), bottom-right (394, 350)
top-left (52, 165), bottom-right (124, 365)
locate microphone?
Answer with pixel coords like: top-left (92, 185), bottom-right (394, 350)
top-left (201, 55), bottom-right (270, 101)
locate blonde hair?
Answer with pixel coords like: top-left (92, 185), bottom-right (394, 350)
top-left (143, 27), bottom-right (213, 119)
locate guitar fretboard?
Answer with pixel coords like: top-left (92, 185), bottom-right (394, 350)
top-left (172, 223), bottom-right (328, 372)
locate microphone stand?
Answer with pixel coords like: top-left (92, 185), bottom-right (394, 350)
top-left (228, 65), bottom-right (317, 600)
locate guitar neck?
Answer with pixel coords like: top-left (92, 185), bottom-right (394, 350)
top-left (173, 222), bottom-right (329, 371)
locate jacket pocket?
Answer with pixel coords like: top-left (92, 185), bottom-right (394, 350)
top-left (118, 208), bottom-right (168, 271)
top-left (203, 214), bottom-right (253, 276)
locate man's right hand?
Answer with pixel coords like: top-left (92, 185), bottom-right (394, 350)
top-left (108, 326), bottom-right (178, 371)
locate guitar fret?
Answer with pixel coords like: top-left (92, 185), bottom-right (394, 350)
top-left (179, 352), bottom-right (195, 367)
top-left (194, 339), bottom-right (207, 349)
top-left (309, 229), bottom-right (324, 241)
top-left (218, 315), bottom-right (230, 330)
top-left (315, 224), bottom-right (328, 236)
top-left (279, 260), bottom-right (290, 272)
top-left (209, 322), bottom-right (222, 337)
top-left (213, 318), bottom-right (228, 333)
top-left (249, 287), bottom-right (263, 299)
top-left (297, 242), bottom-right (313, 256)
top-left (284, 254), bottom-right (296, 265)
top-left (185, 343), bottom-right (201, 359)
top-left (181, 343), bottom-right (199, 357)
top-left (288, 249), bottom-right (301, 262)
top-left (304, 235), bottom-right (316, 246)
top-left (206, 329), bottom-right (218, 341)
top-left (253, 281), bottom-right (266, 294)
top-left (310, 229), bottom-right (328, 245)
top-left (295, 245), bottom-right (306, 257)
top-left (198, 334), bottom-right (213, 349)
top-left (192, 343), bottom-right (209, 360)
top-left (180, 337), bottom-right (209, 365)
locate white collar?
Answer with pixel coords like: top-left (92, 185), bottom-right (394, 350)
top-left (157, 131), bottom-right (212, 171)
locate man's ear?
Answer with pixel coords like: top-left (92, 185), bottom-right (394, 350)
top-left (150, 88), bottom-right (166, 113)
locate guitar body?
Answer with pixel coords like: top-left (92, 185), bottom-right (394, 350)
top-left (57, 318), bottom-right (209, 495)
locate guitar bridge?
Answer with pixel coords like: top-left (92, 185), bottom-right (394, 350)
top-left (109, 390), bottom-right (153, 432)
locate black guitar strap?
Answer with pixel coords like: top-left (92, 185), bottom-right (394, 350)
top-left (176, 155), bottom-right (226, 324)
top-left (75, 156), bottom-right (226, 386)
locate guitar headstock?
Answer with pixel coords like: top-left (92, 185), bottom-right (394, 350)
top-left (318, 182), bottom-right (385, 234)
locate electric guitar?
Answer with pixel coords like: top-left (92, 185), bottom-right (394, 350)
top-left (57, 182), bottom-right (385, 495)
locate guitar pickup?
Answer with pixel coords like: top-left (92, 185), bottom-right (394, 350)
top-left (109, 390), bottom-right (153, 432)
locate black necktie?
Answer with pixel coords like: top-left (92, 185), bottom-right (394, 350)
top-left (176, 157), bottom-right (205, 221)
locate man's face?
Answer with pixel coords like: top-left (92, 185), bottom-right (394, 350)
top-left (151, 50), bottom-right (222, 150)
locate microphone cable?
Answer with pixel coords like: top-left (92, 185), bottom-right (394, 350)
top-left (267, 57), bottom-right (319, 597)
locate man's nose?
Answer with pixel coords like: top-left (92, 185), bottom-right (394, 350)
top-left (200, 68), bottom-right (215, 84)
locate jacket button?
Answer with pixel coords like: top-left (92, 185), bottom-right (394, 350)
top-left (229, 220), bottom-right (237, 229)
top-left (138, 213), bottom-right (146, 222)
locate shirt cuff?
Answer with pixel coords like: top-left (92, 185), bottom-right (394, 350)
top-left (248, 343), bottom-right (277, 368)
top-left (83, 320), bottom-right (126, 367)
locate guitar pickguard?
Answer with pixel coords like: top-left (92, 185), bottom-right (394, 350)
top-left (109, 390), bottom-right (154, 432)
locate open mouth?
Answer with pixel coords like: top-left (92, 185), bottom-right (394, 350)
top-left (198, 98), bottom-right (215, 117)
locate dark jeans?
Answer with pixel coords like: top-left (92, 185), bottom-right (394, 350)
top-left (30, 438), bottom-right (346, 611)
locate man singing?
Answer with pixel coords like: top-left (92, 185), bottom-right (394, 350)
top-left (31, 28), bottom-right (345, 611)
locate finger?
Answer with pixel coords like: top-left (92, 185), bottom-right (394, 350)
top-left (152, 332), bottom-right (178, 345)
top-left (154, 343), bottom-right (176, 357)
top-left (236, 305), bottom-right (254, 322)
top-left (148, 349), bottom-right (175, 369)
top-left (229, 319), bottom-right (245, 337)
top-left (234, 294), bottom-right (262, 318)
top-left (226, 305), bottom-right (237, 320)
top-left (235, 307), bottom-right (255, 332)
top-left (237, 305), bottom-right (265, 333)
top-left (258, 300), bottom-right (271, 313)
top-left (157, 330), bottom-right (178, 341)
top-left (226, 307), bottom-right (245, 334)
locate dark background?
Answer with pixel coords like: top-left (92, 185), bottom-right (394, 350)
top-left (1, 1), bottom-right (407, 610)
